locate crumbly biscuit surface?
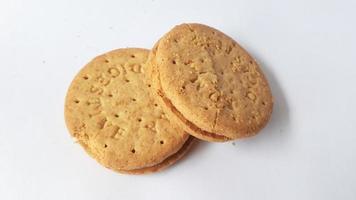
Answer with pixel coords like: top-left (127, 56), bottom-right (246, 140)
top-left (149, 24), bottom-right (273, 140)
top-left (65, 48), bottom-right (189, 172)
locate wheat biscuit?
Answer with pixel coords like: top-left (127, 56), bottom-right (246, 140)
top-left (65, 48), bottom-right (192, 174)
top-left (146, 23), bottom-right (273, 142)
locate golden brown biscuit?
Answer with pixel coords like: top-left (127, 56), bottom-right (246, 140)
top-left (146, 23), bottom-right (273, 142)
top-left (117, 136), bottom-right (194, 174)
top-left (65, 48), bottom-right (192, 174)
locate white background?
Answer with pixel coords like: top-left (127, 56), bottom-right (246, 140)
top-left (0, 0), bottom-right (355, 199)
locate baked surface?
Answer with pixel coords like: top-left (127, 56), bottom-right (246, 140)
top-left (65, 48), bottom-right (190, 173)
top-left (118, 136), bottom-right (194, 174)
top-left (147, 23), bottom-right (273, 141)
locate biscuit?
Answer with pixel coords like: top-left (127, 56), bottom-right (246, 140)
top-left (146, 23), bottom-right (273, 142)
top-left (65, 48), bottom-right (192, 174)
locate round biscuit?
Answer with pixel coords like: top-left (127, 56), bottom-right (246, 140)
top-left (65, 48), bottom-right (191, 173)
top-left (147, 24), bottom-right (273, 141)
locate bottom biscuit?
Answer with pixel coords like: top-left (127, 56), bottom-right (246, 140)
top-left (117, 136), bottom-right (195, 174)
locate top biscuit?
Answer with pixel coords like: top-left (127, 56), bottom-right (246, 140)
top-left (65, 48), bottom-right (190, 173)
top-left (147, 23), bottom-right (273, 142)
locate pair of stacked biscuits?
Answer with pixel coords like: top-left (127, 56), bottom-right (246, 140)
top-left (65, 23), bottom-right (273, 174)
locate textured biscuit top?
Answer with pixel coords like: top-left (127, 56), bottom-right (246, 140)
top-left (150, 24), bottom-right (273, 140)
top-left (65, 48), bottom-right (189, 171)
